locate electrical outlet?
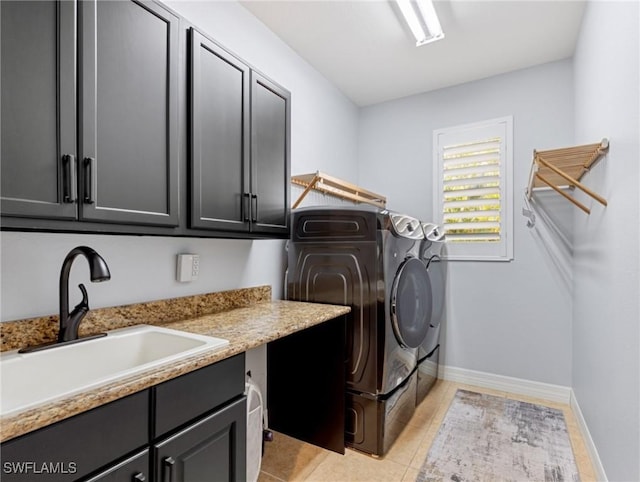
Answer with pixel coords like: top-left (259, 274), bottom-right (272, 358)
top-left (177, 254), bottom-right (199, 282)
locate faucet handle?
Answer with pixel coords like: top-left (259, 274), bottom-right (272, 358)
top-left (76, 283), bottom-right (89, 310)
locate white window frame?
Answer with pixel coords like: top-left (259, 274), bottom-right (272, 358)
top-left (433, 116), bottom-right (513, 262)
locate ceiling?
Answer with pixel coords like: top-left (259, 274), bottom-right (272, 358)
top-left (240, 0), bottom-right (586, 107)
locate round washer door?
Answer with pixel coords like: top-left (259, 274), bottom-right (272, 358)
top-left (390, 257), bottom-right (433, 348)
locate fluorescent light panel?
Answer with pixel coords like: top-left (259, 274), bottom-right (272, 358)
top-left (396, 0), bottom-right (444, 47)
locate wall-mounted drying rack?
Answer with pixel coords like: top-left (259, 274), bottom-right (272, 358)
top-left (291, 171), bottom-right (387, 209)
top-left (526, 139), bottom-right (609, 214)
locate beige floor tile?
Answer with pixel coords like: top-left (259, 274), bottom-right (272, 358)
top-left (565, 418), bottom-right (597, 481)
top-left (408, 389), bottom-right (453, 471)
top-left (260, 432), bottom-right (330, 481)
top-left (401, 466), bottom-right (420, 482)
top-left (424, 383), bottom-right (456, 427)
top-left (409, 422), bottom-right (439, 470)
top-left (409, 379), bottom-right (449, 428)
top-left (305, 449), bottom-right (408, 482)
top-left (575, 452), bottom-right (598, 482)
top-left (258, 470), bottom-right (286, 482)
top-left (382, 422), bottom-right (427, 466)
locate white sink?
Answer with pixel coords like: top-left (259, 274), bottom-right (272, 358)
top-left (0, 325), bottom-right (229, 417)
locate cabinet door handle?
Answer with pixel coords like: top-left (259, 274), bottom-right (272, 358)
top-left (132, 473), bottom-right (146, 482)
top-left (83, 157), bottom-right (96, 204)
top-left (243, 192), bottom-right (251, 222)
top-left (62, 154), bottom-right (77, 203)
top-left (251, 193), bottom-right (258, 223)
top-left (162, 456), bottom-right (175, 482)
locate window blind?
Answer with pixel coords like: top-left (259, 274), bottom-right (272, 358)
top-left (442, 137), bottom-right (502, 243)
top-left (433, 116), bottom-right (513, 261)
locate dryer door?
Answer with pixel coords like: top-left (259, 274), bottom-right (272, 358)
top-left (390, 257), bottom-right (433, 348)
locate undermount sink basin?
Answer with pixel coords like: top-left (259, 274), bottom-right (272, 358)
top-left (0, 325), bottom-right (229, 417)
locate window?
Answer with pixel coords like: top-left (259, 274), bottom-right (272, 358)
top-left (433, 116), bottom-right (513, 261)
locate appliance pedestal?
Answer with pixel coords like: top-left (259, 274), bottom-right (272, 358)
top-left (416, 345), bottom-right (439, 405)
top-left (346, 372), bottom-right (417, 456)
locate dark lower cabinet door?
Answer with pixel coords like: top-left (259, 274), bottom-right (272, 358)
top-left (0, 0), bottom-right (77, 220)
top-left (84, 449), bottom-right (149, 482)
top-left (79, 0), bottom-right (179, 226)
top-left (154, 397), bottom-right (247, 482)
top-left (250, 72), bottom-right (290, 236)
top-left (189, 28), bottom-right (251, 233)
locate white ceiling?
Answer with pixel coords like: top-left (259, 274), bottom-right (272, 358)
top-left (240, 0), bottom-right (586, 107)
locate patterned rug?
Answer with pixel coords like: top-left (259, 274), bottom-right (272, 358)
top-left (417, 390), bottom-right (580, 482)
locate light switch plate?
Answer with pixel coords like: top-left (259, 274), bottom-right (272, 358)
top-left (177, 254), bottom-right (199, 282)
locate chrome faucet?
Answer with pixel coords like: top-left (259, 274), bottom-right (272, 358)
top-left (58, 246), bottom-right (111, 342)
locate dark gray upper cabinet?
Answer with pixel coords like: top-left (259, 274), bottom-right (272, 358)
top-left (1, 0), bottom-right (179, 227)
top-left (2, 2), bottom-right (290, 238)
top-left (189, 28), bottom-right (250, 233)
top-left (189, 28), bottom-right (290, 237)
top-left (0, 0), bottom-right (77, 220)
top-left (79, 0), bottom-right (180, 226)
top-left (250, 72), bottom-right (291, 236)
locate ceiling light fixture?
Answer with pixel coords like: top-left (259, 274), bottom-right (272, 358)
top-left (396, 0), bottom-right (444, 47)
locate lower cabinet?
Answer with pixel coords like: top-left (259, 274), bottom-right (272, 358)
top-left (154, 398), bottom-right (246, 482)
top-left (0, 354), bottom-right (246, 482)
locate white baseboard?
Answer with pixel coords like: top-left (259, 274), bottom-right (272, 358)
top-left (570, 390), bottom-right (608, 481)
top-left (438, 364), bottom-right (572, 404)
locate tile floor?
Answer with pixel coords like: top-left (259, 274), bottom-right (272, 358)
top-left (258, 380), bottom-right (597, 481)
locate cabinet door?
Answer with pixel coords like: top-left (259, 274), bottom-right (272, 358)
top-left (250, 72), bottom-right (290, 236)
top-left (154, 397), bottom-right (247, 482)
top-left (79, 0), bottom-right (179, 226)
top-left (0, 0), bottom-right (77, 220)
top-left (190, 28), bottom-right (250, 232)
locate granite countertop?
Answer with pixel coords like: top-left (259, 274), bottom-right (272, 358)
top-left (0, 298), bottom-right (350, 443)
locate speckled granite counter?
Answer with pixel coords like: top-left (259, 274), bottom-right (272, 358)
top-left (0, 287), bottom-right (350, 443)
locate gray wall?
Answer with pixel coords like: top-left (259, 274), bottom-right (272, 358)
top-left (358, 60), bottom-right (576, 386)
top-left (0, 1), bottom-right (359, 322)
top-left (572, 2), bottom-right (640, 480)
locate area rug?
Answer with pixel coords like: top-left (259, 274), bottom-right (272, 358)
top-left (417, 389), bottom-right (580, 482)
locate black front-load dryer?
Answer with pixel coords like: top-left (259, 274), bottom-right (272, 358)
top-left (287, 206), bottom-right (431, 456)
